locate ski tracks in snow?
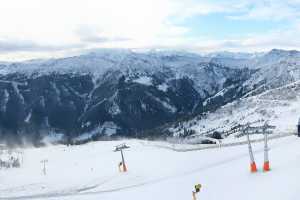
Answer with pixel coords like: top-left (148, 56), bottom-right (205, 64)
top-left (1, 136), bottom-right (297, 200)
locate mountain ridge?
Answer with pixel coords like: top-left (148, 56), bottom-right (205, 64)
top-left (0, 48), bottom-right (299, 145)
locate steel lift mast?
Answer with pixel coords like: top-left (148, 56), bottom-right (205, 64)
top-left (114, 143), bottom-right (130, 172)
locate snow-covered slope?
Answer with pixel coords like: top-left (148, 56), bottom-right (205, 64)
top-left (1, 48), bottom-right (300, 143)
top-left (169, 80), bottom-right (300, 139)
top-left (162, 49), bottom-right (300, 139)
top-left (205, 51), bottom-right (265, 69)
top-left (0, 136), bottom-right (299, 200)
top-left (254, 49), bottom-right (300, 67)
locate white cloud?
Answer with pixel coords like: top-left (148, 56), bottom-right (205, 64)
top-left (183, 28), bottom-right (300, 53)
top-left (75, 25), bottom-right (130, 43)
top-left (0, 0), bottom-right (299, 60)
top-left (229, 0), bottom-right (300, 21)
top-left (0, 0), bottom-right (189, 56)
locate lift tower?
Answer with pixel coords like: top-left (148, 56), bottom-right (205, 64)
top-left (114, 143), bottom-right (130, 172)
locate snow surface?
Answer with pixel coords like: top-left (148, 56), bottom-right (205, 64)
top-left (132, 76), bottom-right (153, 86)
top-left (171, 79), bottom-right (300, 138)
top-left (75, 121), bottom-right (119, 141)
top-left (149, 94), bottom-right (177, 113)
top-left (157, 83), bottom-right (168, 92)
top-left (1, 136), bottom-right (300, 200)
top-left (41, 133), bottom-right (64, 145)
top-left (24, 111), bottom-right (32, 123)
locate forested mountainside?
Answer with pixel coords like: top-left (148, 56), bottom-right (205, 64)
top-left (0, 49), bottom-right (299, 145)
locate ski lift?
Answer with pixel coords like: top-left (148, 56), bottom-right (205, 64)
top-left (114, 143), bottom-right (130, 172)
top-left (114, 143), bottom-right (130, 152)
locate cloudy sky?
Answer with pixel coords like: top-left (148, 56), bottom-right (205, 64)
top-left (0, 0), bottom-right (299, 61)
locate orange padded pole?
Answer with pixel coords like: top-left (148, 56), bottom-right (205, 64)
top-left (263, 161), bottom-right (270, 172)
top-left (250, 162), bottom-right (257, 173)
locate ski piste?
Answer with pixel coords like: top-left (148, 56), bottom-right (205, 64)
top-left (0, 133), bottom-right (298, 200)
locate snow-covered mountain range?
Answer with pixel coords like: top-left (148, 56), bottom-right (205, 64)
top-left (164, 49), bottom-right (300, 138)
top-left (0, 48), bottom-right (299, 145)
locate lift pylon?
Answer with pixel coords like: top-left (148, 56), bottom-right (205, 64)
top-left (245, 125), bottom-right (257, 173)
top-left (114, 143), bottom-right (130, 172)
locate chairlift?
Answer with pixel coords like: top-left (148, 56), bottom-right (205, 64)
top-left (114, 143), bottom-right (130, 152)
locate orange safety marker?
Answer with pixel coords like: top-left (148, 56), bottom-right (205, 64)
top-left (250, 161), bottom-right (257, 173)
top-left (263, 161), bottom-right (270, 172)
top-left (122, 162), bottom-right (127, 172)
top-left (118, 162), bottom-right (128, 172)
